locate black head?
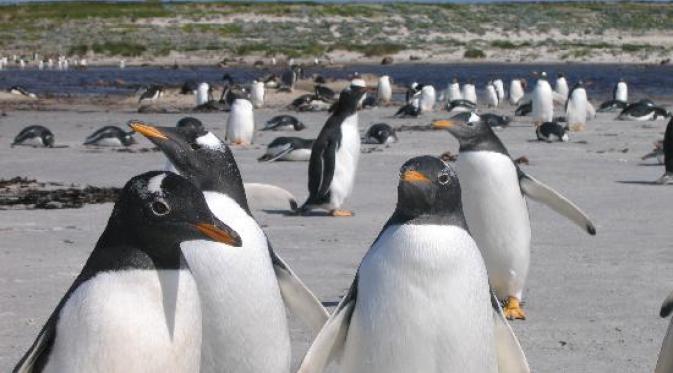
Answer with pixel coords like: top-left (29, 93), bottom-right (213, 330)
top-left (330, 85), bottom-right (367, 116)
top-left (101, 171), bottom-right (242, 267)
top-left (393, 156), bottom-right (466, 227)
top-left (574, 80), bottom-right (584, 88)
top-left (176, 117), bottom-right (204, 132)
top-left (129, 121), bottom-right (250, 213)
top-left (42, 132), bottom-right (55, 147)
top-left (122, 131), bottom-right (136, 146)
top-left (557, 73), bottom-right (565, 78)
top-left (432, 115), bottom-right (509, 155)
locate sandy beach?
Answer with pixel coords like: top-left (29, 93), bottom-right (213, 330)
top-left (0, 93), bottom-right (671, 371)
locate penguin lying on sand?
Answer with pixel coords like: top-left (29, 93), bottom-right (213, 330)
top-left (258, 137), bottom-right (314, 162)
top-left (536, 122), bottom-right (569, 143)
top-left (84, 126), bottom-right (136, 147)
top-left (12, 125), bottom-right (55, 148)
top-left (263, 115), bottom-right (306, 131)
top-left (363, 123), bottom-right (398, 144)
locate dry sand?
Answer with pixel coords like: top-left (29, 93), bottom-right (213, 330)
top-left (0, 101), bottom-right (671, 372)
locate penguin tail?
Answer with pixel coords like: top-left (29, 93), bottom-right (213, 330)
top-left (243, 182), bottom-right (298, 211)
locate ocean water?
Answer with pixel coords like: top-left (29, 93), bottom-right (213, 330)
top-left (1, 63), bottom-right (672, 101)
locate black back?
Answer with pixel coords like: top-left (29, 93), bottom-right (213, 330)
top-left (665, 118), bottom-right (673, 174)
top-left (365, 123), bottom-right (397, 144)
top-left (85, 126), bottom-right (135, 146)
top-left (12, 125), bottom-right (54, 147)
top-left (445, 118), bottom-right (510, 156)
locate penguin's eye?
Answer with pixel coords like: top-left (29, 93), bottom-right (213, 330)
top-left (438, 173), bottom-right (450, 185)
top-left (150, 200), bottom-right (171, 216)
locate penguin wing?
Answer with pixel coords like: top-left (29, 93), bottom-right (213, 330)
top-left (13, 317), bottom-right (55, 373)
top-left (518, 171), bottom-right (596, 235)
top-left (268, 245), bottom-right (329, 335)
top-left (308, 138), bottom-right (338, 200)
top-left (586, 101), bottom-right (596, 119)
top-left (297, 276), bottom-right (357, 373)
top-left (491, 292), bottom-right (530, 373)
top-left (661, 290), bottom-right (673, 318)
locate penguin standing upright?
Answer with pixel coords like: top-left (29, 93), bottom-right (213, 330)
top-left (377, 75), bottom-right (392, 105)
top-left (196, 82), bottom-right (211, 106)
top-left (531, 72), bottom-right (554, 125)
top-left (250, 80), bottom-right (265, 108)
top-left (486, 81), bottom-right (499, 107)
top-left (554, 73), bottom-right (569, 104)
top-left (226, 98), bottom-right (255, 145)
top-left (509, 79), bottom-right (525, 105)
top-left (298, 83), bottom-right (367, 216)
top-left (462, 81), bottom-right (477, 105)
top-left (566, 81), bottom-right (589, 131)
top-left (614, 78), bottom-right (628, 103)
top-left (432, 116), bottom-right (596, 319)
top-left (419, 84), bottom-right (436, 112)
top-left (130, 122), bottom-right (329, 373)
top-left (13, 171), bottom-right (242, 373)
top-left (493, 78), bottom-right (505, 103)
top-left (657, 118), bottom-right (673, 184)
top-left (298, 156), bottom-right (529, 373)
top-left (447, 78), bottom-right (462, 102)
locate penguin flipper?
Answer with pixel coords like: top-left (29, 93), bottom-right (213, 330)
top-left (297, 277), bottom-right (357, 373)
top-left (491, 292), bottom-right (530, 373)
top-left (586, 101), bottom-right (596, 119)
top-left (269, 246), bottom-right (329, 335)
top-left (518, 171), bottom-right (597, 235)
top-left (13, 316), bottom-right (55, 373)
top-left (262, 143), bottom-right (295, 162)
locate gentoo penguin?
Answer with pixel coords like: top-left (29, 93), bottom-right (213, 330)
top-left (493, 78), bottom-right (505, 102)
top-left (258, 136), bottom-right (314, 162)
top-left (447, 78), bottom-right (462, 102)
top-left (138, 85), bottom-right (164, 103)
top-left (531, 72), bottom-right (554, 125)
top-left (565, 81), bottom-right (590, 131)
top-left (12, 125), bottom-right (55, 147)
top-left (195, 82), bottom-right (212, 106)
top-left (394, 99), bottom-right (421, 118)
top-left (462, 81), bottom-right (478, 105)
top-left (614, 78), bottom-right (628, 103)
top-left (130, 122), bottom-right (328, 373)
top-left (536, 122), bottom-right (569, 142)
top-left (298, 84), bottom-right (367, 216)
top-left (364, 123), bottom-right (398, 144)
top-left (180, 80), bottom-right (199, 95)
top-left (297, 156), bottom-right (530, 373)
top-left (432, 116), bottom-right (596, 319)
top-left (656, 118), bottom-right (673, 184)
top-left (486, 81), bottom-right (499, 107)
top-left (263, 115), bottom-right (306, 131)
top-left (250, 80), bottom-right (265, 108)
top-left (315, 85), bottom-right (337, 103)
top-left (419, 84), bottom-right (436, 112)
top-left (405, 82), bottom-right (421, 103)
top-left (13, 171), bottom-right (242, 373)
top-left (446, 98), bottom-right (477, 113)
top-left (8, 86), bottom-right (37, 99)
top-left (226, 98), bottom-right (255, 145)
top-left (481, 113), bottom-right (512, 129)
top-left (554, 73), bottom-right (569, 104)
top-left (509, 79), bottom-right (525, 105)
top-left (281, 65), bottom-right (302, 91)
top-left (618, 99), bottom-right (670, 121)
top-left (377, 75), bottom-right (392, 105)
top-left (656, 289), bottom-right (673, 372)
top-left (119, 59), bottom-right (126, 69)
top-left (598, 99), bottom-right (628, 113)
top-left (84, 126), bottom-right (136, 147)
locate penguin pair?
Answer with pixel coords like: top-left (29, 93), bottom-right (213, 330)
top-left (432, 115), bottom-right (596, 319)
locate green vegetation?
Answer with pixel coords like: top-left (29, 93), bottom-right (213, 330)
top-left (92, 42), bottom-right (146, 57)
top-left (464, 49), bottom-right (486, 59)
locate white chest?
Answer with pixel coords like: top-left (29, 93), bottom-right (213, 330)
top-left (226, 100), bottom-right (255, 144)
top-left (328, 115), bottom-right (360, 208)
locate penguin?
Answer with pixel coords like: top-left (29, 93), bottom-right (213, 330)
top-left (258, 136), bottom-right (314, 162)
top-left (225, 98), bottom-right (255, 145)
top-left (297, 156), bottom-right (530, 373)
top-left (377, 75), bottom-right (392, 105)
top-left (281, 65), bottom-right (302, 91)
top-left (493, 78), bottom-right (505, 102)
top-left (447, 78), bottom-right (462, 102)
top-left (130, 122), bottom-right (329, 373)
top-left (485, 81), bottom-right (499, 107)
top-left (138, 85), bottom-right (164, 103)
top-left (656, 118), bottom-right (673, 184)
top-left (8, 86), bottom-right (37, 99)
top-left (515, 101), bottom-right (532, 116)
top-left (315, 85), bottom-right (337, 103)
top-left (614, 78), bottom-right (628, 103)
top-left (531, 72), bottom-right (554, 125)
top-left (405, 82), bottom-right (421, 103)
top-left (462, 81), bottom-right (478, 105)
top-left (119, 59), bottom-right (125, 69)
top-left (13, 171), bottom-right (242, 373)
top-left (642, 140), bottom-right (665, 165)
top-left (394, 101), bottom-right (421, 118)
top-left (481, 113), bottom-right (512, 129)
top-left (446, 99), bottom-right (477, 113)
top-left (431, 116), bottom-right (596, 319)
top-left (250, 80), bottom-right (265, 108)
top-left (263, 115), bottom-right (305, 131)
top-left (565, 81), bottom-right (589, 131)
top-left (419, 85), bottom-right (436, 112)
top-left (363, 123), bottom-right (398, 145)
top-left (12, 125), bottom-right (55, 148)
top-left (180, 80), bottom-right (199, 95)
top-left (618, 99), bottom-right (670, 121)
top-left (195, 82), bottom-right (211, 107)
top-left (509, 79), bottom-right (525, 105)
top-left (84, 126), bottom-right (136, 147)
top-left (298, 84), bottom-right (367, 216)
top-left (553, 73), bottom-right (569, 104)
top-left (598, 99), bottom-right (628, 113)
top-left (536, 122), bottom-right (569, 142)
top-left (656, 289), bottom-right (673, 372)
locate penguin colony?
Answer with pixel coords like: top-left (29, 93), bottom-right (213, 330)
top-left (9, 65), bottom-right (673, 373)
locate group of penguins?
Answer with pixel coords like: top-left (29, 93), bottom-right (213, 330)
top-left (10, 71), bottom-right (673, 373)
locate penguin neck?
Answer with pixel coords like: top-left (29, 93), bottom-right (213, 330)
top-left (458, 131), bottom-right (510, 156)
top-left (384, 208), bottom-right (468, 231)
top-left (191, 151), bottom-right (251, 215)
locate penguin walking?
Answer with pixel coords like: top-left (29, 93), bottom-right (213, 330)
top-left (531, 72), bottom-right (554, 125)
top-left (493, 78), bottom-right (505, 103)
top-left (263, 115), bottom-right (306, 131)
top-left (258, 137), bottom-right (314, 162)
top-left (297, 156), bottom-right (529, 373)
top-left (566, 81), bottom-right (589, 131)
top-left (13, 171), bottom-right (242, 373)
top-left (509, 79), bottom-right (525, 105)
top-left (447, 78), bottom-right (462, 102)
top-left (432, 116), bottom-right (596, 319)
top-left (377, 75), bottom-right (392, 105)
top-left (656, 118), bottom-right (673, 184)
top-left (462, 81), bottom-right (477, 105)
top-left (298, 84), bottom-right (367, 216)
top-left (485, 81), bottom-right (499, 107)
top-left (130, 122), bottom-right (328, 373)
top-left (364, 123), bottom-right (398, 145)
top-left (195, 82), bottom-right (212, 106)
top-left (226, 98), bottom-right (255, 145)
top-left (553, 73), bottom-right (569, 104)
top-left (250, 80), bottom-right (265, 108)
top-left (84, 126), bottom-right (136, 147)
top-left (12, 125), bottom-right (55, 148)
top-left (138, 85), bottom-right (164, 103)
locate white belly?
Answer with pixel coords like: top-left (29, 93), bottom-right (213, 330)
top-left (377, 81), bottom-right (392, 103)
top-left (44, 269), bottom-right (202, 373)
top-left (283, 148), bottom-right (311, 161)
top-left (251, 83), bottom-right (265, 108)
top-left (456, 151), bottom-right (531, 300)
top-left (328, 114), bottom-right (360, 210)
top-left (448, 84), bottom-right (462, 101)
top-left (420, 87), bottom-right (436, 112)
top-left (509, 82), bottom-right (524, 105)
top-left (567, 91), bottom-right (588, 126)
top-left (226, 100), bottom-right (255, 145)
top-left (532, 82), bottom-right (554, 123)
top-left (180, 192), bottom-right (290, 373)
top-left (95, 137), bottom-right (123, 147)
top-left (340, 224), bottom-right (496, 373)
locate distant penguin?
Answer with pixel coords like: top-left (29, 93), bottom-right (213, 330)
top-left (315, 85), bottom-right (337, 103)
top-left (462, 82), bottom-right (477, 105)
top-left (364, 123), bottom-right (398, 144)
top-left (12, 125), bottom-right (55, 147)
top-left (515, 101), bottom-right (532, 116)
top-left (614, 79), bottom-right (628, 103)
top-left (8, 86), bottom-right (37, 99)
top-left (536, 122), bottom-right (569, 142)
top-left (196, 82), bottom-right (211, 106)
top-left (618, 99), bottom-right (670, 121)
top-left (554, 73), bottom-right (569, 104)
top-left (493, 79), bottom-right (505, 102)
top-left (84, 126), bottom-right (136, 147)
top-left (480, 113), bottom-right (512, 129)
top-left (297, 156), bottom-right (530, 373)
top-left (13, 171), bottom-right (242, 373)
top-left (138, 85), bottom-right (164, 103)
top-left (447, 78), bottom-right (462, 102)
top-left (250, 80), bottom-right (265, 108)
top-left (405, 82), bottom-right (420, 103)
top-left (485, 82), bottom-right (499, 107)
top-left (509, 79), bottom-right (525, 105)
top-left (119, 59), bottom-right (126, 69)
top-left (263, 115), bottom-right (305, 131)
top-left (281, 65), bottom-right (302, 91)
top-left (377, 75), bottom-right (392, 105)
top-left (419, 85), bottom-right (436, 112)
top-left (394, 99), bottom-right (421, 118)
top-left (298, 84), bottom-right (367, 216)
top-left (446, 99), bottom-right (477, 113)
top-left (258, 137), bottom-right (314, 162)
top-left (656, 118), bottom-right (673, 184)
top-left (532, 72), bottom-right (554, 125)
top-left (226, 98), bottom-right (255, 145)
top-left (566, 81), bottom-right (589, 131)
top-left (432, 115), bottom-right (596, 319)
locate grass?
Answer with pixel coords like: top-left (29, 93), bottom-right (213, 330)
top-left (464, 48), bottom-right (486, 59)
top-left (92, 42), bottom-right (146, 57)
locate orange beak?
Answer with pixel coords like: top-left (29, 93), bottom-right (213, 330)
top-left (194, 223), bottom-right (241, 246)
top-left (401, 170), bottom-right (431, 183)
top-left (129, 121), bottom-right (168, 140)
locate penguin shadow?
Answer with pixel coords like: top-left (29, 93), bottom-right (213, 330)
top-left (616, 180), bottom-right (665, 186)
top-left (262, 209), bottom-right (341, 217)
top-left (637, 163), bottom-right (664, 167)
